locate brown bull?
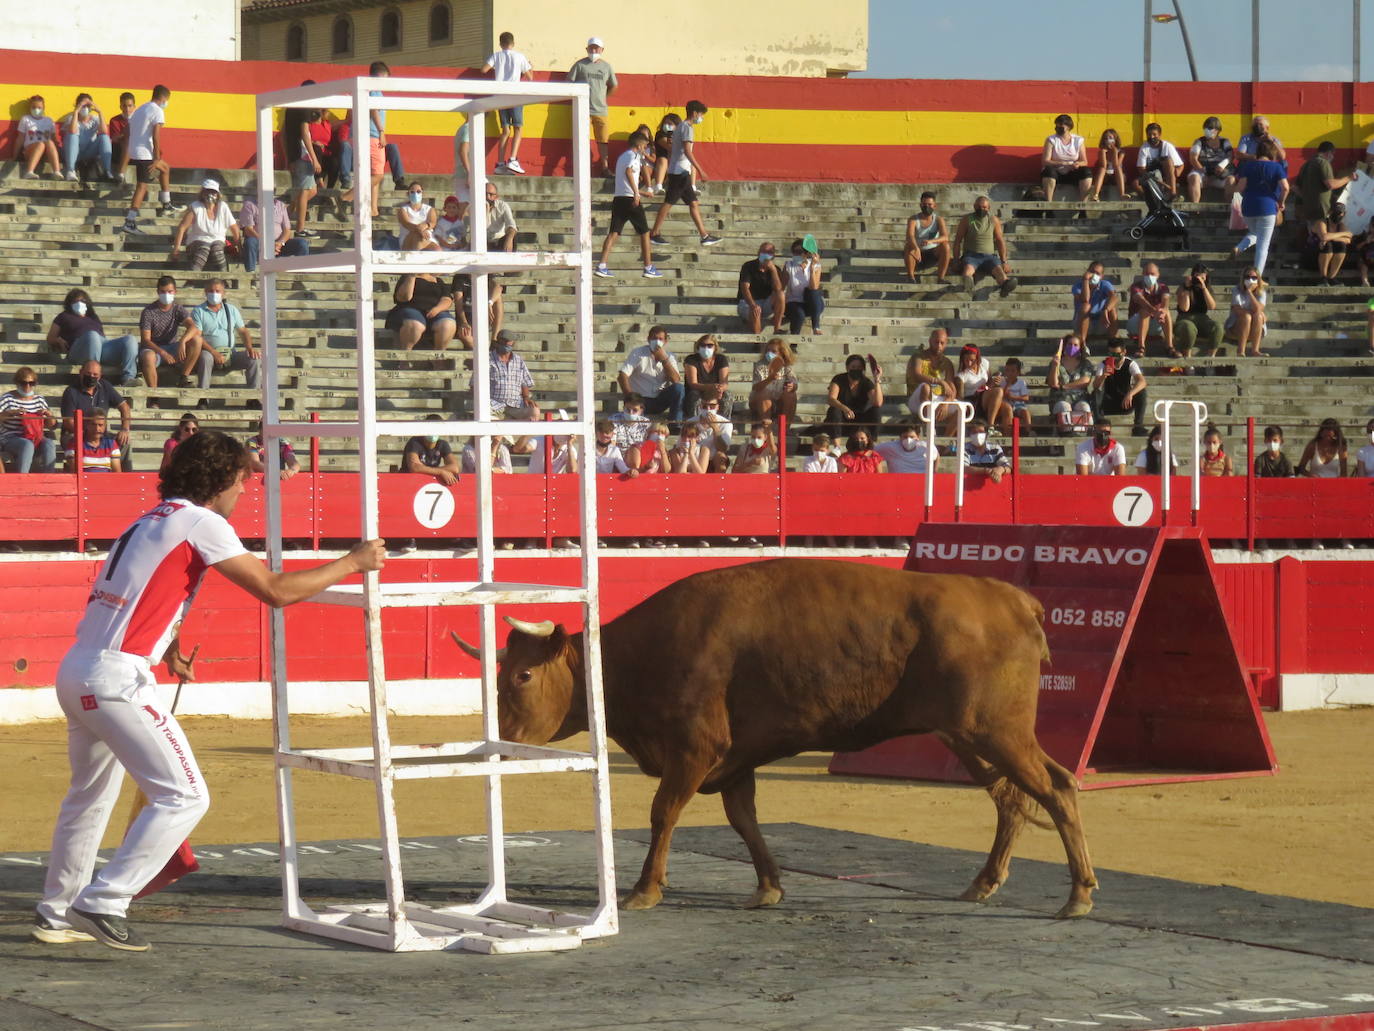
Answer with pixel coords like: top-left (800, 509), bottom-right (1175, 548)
top-left (453, 558), bottom-right (1097, 918)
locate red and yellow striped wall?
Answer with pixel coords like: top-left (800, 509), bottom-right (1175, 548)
top-left (3, 48), bottom-right (1373, 182)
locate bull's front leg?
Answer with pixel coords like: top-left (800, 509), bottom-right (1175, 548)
top-left (624, 755), bottom-right (718, 911)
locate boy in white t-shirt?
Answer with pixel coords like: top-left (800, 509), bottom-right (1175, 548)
top-left (595, 132), bottom-right (662, 279)
top-left (15, 94), bottom-right (60, 178)
top-left (803, 432), bottom-right (838, 473)
top-left (481, 31), bottom-right (534, 175)
top-left (592, 419), bottom-right (635, 475)
top-left (1357, 418), bottom-right (1374, 476)
top-left (119, 86), bottom-right (177, 235)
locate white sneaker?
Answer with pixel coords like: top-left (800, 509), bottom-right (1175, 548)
top-left (64, 170), bottom-right (78, 182)
top-left (505, 158), bottom-right (526, 175)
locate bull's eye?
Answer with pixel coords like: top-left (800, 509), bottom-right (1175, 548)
top-left (514, 669), bottom-right (533, 685)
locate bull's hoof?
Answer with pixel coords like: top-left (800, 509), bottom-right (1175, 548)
top-left (622, 886), bottom-right (663, 911)
top-left (958, 880), bottom-right (1002, 903)
top-left (741, 885), bottom-right (784, 909)
top-left (1054, 898), bottom-right (1094, 919)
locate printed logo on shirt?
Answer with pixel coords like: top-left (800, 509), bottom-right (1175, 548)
top-left (80, 695), bottom-right (98, 711)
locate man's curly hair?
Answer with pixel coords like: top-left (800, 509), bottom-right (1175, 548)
top-left (159, 430), bottom-right (249, 505)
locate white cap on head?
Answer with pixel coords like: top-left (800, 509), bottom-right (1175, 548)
top-left (586, 37), bottom-right (604, 48)
top-left (200, 178), bottom-right (220, 191)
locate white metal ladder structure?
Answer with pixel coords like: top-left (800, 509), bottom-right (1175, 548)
top-left (1154, 399), bottom-right (1210, 523)
top-left (917, 399), bottom-right (975, 520)
top-left (253, 77), bottom-right (616, 953)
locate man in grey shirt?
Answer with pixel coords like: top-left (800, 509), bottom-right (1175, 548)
top-left (567, 37), bottom-right (618, 177)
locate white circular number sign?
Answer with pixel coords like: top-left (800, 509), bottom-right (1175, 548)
top-left (1111, 486), bottom-right (1154, 527)
top-left (412, 483), bottom-right (455, 530)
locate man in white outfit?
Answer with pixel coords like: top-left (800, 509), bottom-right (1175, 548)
top-left (34, 430), bottom-right (385, 951)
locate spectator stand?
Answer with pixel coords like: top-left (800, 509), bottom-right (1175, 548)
top-left (252, 76), bottom-right (616, 953)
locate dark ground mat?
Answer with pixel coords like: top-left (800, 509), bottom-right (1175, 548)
top-left (1, 824), bottom-right (1370, 1031)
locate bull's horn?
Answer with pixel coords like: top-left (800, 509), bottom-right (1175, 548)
top-left (503, 616), bottom-right (555, 637)
top-left (449, 631), bottom-right (506, 662)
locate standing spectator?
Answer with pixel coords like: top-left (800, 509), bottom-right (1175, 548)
top-left (1312, 201), bottom-right (1352, 286)
top-left (60, 93), bottom-right (114, 182)
top-left (449, 116), bottom-right (471, 220)
top-left (0, 367), bottom-right (57, 473)
top-left (1185, 117), bottom-right (1236, 202)
top-left (473, 182), bottom-right (518, 252)
top-left (1133, 122), bottom-right (1184, 197)
top-left (737, 242), bottom-right (785, 335)
top-left (1089, 128), bottom-right (1126, 202)
top-left (732, 423), bottom-right (777, 474)
top-left (1236, 116), bottom-right (1286, 163)
top-left (783, 237), bottom-right (825, 335)
top-left (962, 418), bottom-right (1010, 483)
top-left (1071, 259), bottom-right (1119, 342)
top-left (364, 62), bottom-right (395, 218)
top-left (282, 103), bottom-right (324, 238)
top-left (649, 113), bottom-right (680, 194)
top-left (386, 273), bottom-right (457, 361)
top-left (902, 191), bottom-right (950, 282)
top-left (1175, 263), bottom-right (1223, 358)
top-left (591, 420), bottom-right (636, 476)
top-left (952, 195), bottom-right (1016, 297)
top-left (1295, 140), bottom-right (1350, 227)
top-left (239, 193), bottom-right (309, 274)
top-left (1093, 339), bottom-right (1149, 436)
top-left (649, 100), bottom-right (721, 246)
top-left (320, 105), bottom-right (354, 193)
top-left (839, 430), bottom-right (885, 473)
top-left (396, 182), bottom-right (439, 251)
top-left (748, 337), bottom-right (798, 426)
top-left (1134, 424), bottom-right (1179, 476)
top-left (138, 276), bottom-right (209, 391)
top-left (594, 131), bottom-right (662, 279)
top-left (159, 413), bottom-right (199, 473)
top-left (60, 361), bottom-right (131, 455)
top-left (484, 329), bottom-right (540, 421)
top-left (171, 179), bottom-right (240, 272)
top-left (1233, 139), bottom-right (1289, 276)
top-left (904, 328), bottom-right (959, 433)
top-left (1200, 426), bottom-right (1234, 476)
top-left (684, 399), bottom-right (733, 471)
top-left (618, 326), bottom-right (684, 422)
top-left (1355, 418), bottom-right (1374, 477)
top-left (1047, 336), bottom-right (1096, 434)
top-left (987, 357), bottom-right (1032, 435)
top-left (876, 422), bottom-right (936, 474)
top-left (461, 435), bottom-right (513, 475)
top-left (403, 415), bottom-right (460, 484)
top-left (1225, 268), bottom-right (1268, 357)
top-left (46, 289), bottom-right (138, 386)
top-left (247, 420), bottom-right (301, 480)
top-left (191, 278), bottom-right (260, 401)
top-left (119, 85), bottom-right (176, 235)
top-left (14, 94), bottom-right (60, 179)
top-left (1254, 425), bottom-right (1294, 477)
top-left (1126, 261), bottom-right (1176, 357)
top-left (1040, 114), bottom-right (1091, 202)
top-left (683, 333), bottom-right (730, 419)
top-left (64, 408), bottom-right (121, 473)
top-left (823, 354), bottom-right (884, 440)
top-left (1296, 418), bottom-right (1348, 478)
top-left (1075, 419), bottom-right (1127, 476)
top-left (611, 394), bottom-right (651, 461)
top-left (483, 31), bottom-right (534, 175)
top-left (435, 195), bottom-right (465, 248)
top-left (106, 92), bottom-right (135, 174)
top-left (567, 37), bottom-right (618, 177)
top-left (803, 433), bottom-right (837, 473)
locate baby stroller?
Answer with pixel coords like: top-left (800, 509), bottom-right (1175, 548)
top-left (1128, 175), bottom-right (1189, 248)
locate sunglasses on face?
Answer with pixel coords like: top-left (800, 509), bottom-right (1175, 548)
top-left (18, 380), bottom-right (36, 387)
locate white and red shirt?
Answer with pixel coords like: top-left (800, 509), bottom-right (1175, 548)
top-left (74, 498), bottom-right (247, 661)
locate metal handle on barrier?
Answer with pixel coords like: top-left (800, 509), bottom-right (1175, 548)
top-left (1153, 399), bottom-right (1209, 519)
top-left (917, 399), bottom-right (976, 517)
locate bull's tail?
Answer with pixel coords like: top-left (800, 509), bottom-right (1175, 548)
top-left (987, 778), bottom-right (1055, 832)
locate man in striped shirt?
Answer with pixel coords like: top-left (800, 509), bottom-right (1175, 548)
top-left (64, 408), bottom-right (122, 473)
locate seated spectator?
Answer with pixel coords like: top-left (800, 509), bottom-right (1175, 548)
top-left (875, 421), bottom-right (936, 474)
top-left (171, 179), bottom-right (241, 272)
top-left (14, 94), bottom-right (60, 178)
top-left (986, 357), bottom-right (1032, 435)
top-left (1071, 260), bottom-right (1119, 342)
top-left (903, 191), bottom-right (950, 282)
top-left (435, 195), bottom-right (465, 249)
top-left (1134, 424), bottom-right (1178, 476)
top-left (1075, 419), bottom-right (1127, 476)
top-left (1236, 116), bottom-right (1286, 164)
top-left (1047, 336), bottom-right (1095, 435)
top-left (611, 394), bottom-right (651, 465)
top-left (159, 412), bottom-right (199, 473)
top-left (107, 92), bottom-right (135, 173)
top-left (1356, 418), bottom-right (1374, 476)
top-left (667, 423), bottom-right (709, 474)
top-left (593, 131), bottom-right (661, 280)
top-left (962, 418), bottom-right (1010, 483)
top-left (461, 435), bottom-right (513, 474)
top-left (64, 407), bottom-right (121, 473)
top-left (239, 193), bottom-right (309, 274)
top-left (0, 367), bottom-right (56, 472)
top-left (450, 274), bottom-right (505, 348)
top-left (1089, 128), bottom-right (1126, 202)
top-left (397, 182), bottom-right (440, 251)
top-left (839, 430), bottom-right (885, 473)
top-left (630, 419), bottom-right (670, 475)
top-left (386, 273), bottom-right (457, 362)
top-left (527, 421), bottom-right (580, 474)
top-left (732, 423), bottom-right (777, 474)
top-left (1040, 114), bottom-right (1091, 202)
top-left (1093, 338), bottom-right (1148, 436)
top-left (1133, 122), bottom-right (1184, 197)
top-left (683, 399), bottom-right (733, 472)
top-left (1175, 263), bottom-right (1222, 358)
top-left (192, 279), bottom-right (260, 402)
top-left (650, 113), bottom-right (680, 194)
top-left (1225, 268), bottom-right (1268, 357)
top-left (592, 420), bottom-right (636, 476)
top-left (824, 354), bottom-right (884, 440)
top-left (804, 432), bottom-right (838, 473)
top-left (139, 276), bottom-right (209, 392)
top-left (1254, 424), bottom-right (1294, 477)
top-left (683, 333), bottom-right (730, 419)
top-left (320, 104), bottom-right (354, 193)
top-left (282, 103), bottom-right (324, 238)
top-left (483, 329), bottom-right (539, 428)
top-left (46, 288), bottom-right (138, 386)
top-left (953, 195), bottom-right (1016, 296)
top-left (618, 327), bottom-right (684, 423)
top-left (119, 85), bottom-right (176, 234)
top-left (60, 93), bottom-right (114, 182)
top-left (1126, 261), bottom-right (1176, 357)
top-left (1233, 139), bottom-right (1288, 276)
top-left (471, 182), bottom-right (518, 252)
top-left (905, 328), bottom-right (958, 433)
top-left (1296, 418), bottom-right (1347, 478)
top-left (954, 343), bottom-right (991, 417)
top-left (738, 243), bottom-right (785, 335)
top-left (1185, 117), bottom-right (1236, 202)
top-left (748, 337), bottom-right (798, 426)
top-left (247, 420), bottom-right (301, 480)
top-left (783, 237), bottom-right (825, 335)
top-left (1200, 426), bottom-right (1234, 476)
top-left (402, 414), bottom-right (460, 484)
top-left (1312, 201), bottom-right (1352, 286)
top-left (60, 361), bottom-right (132, 455)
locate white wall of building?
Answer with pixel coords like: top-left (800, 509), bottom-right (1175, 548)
top-left (6, 0), bottom-right (239, 61)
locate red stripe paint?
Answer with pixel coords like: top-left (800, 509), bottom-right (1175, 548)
top-left (1150, 1014), bottom-right (1374, 1031)
top-left (121, 541), bottom-right (205, 658)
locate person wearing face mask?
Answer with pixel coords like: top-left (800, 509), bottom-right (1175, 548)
top-left (566, 37), bottom-right (618, 177)
top-left (1047, 337), bottom-right (1096, 435)
top-left (1134, 424), bottom-right (1179, 477)
top-left (1175, 264), bottom-right (1222, 358)
top-left (1132, 122), bottom-right (1184, 198)
top-left (1093, 339), bottom-right (1149, 436)
top-left (839, 431), bottom-right (885, 474)
top-left (649, 100), bottom-right (722, 247)
top-left (60, 93), bottom-right (114, 183)
top-left (953, 195), bottom-right (1015, 298)
top-left (192, 279), bottom-right (260, 404)
top-left (119, 86), bottom-right (179, 235)
top-left (1232, 138), bottom-right (1289, 277)
top-left (1312, 201), bottom-right (1353, 286)
top-left (783, 236), bottom-right (825, 335)
top-left (875, 422), bottom-right (935, 476)
top-left (1075, 420), bottom-right (1127, 476)
top-left (396, 182), bottom-right (440, 252)
top-left (1225, 268), bottom-right (1268, 357)
top-left (618, 326), bottom-right (684, 423)
top-left (461, 434), bottom-right (513, 475)
top-left (1198, 427), bottom-right (1234, 476)
top-left (1236, 116), bottom-right (1286, 164)
top-left (1040, 114), bottom-right (1091, 203)
top-left (1071, 260), bottom-right (1118, 343)
top-left (612, 395), bottom-right (651, 467)
top-left (803, 433), bottom-right (838, 474)
top-left (1089, 128), bottom-right (1126, 202)
top-left (1126, 261), bottom-right (1176, 358)
top-left (683, 333), bottom-right (731, 418)
top-left (649, 113), bottom-right (681, 195)
top-left (749, 337), bottom-right (798, 425)
top-left (594, 132), bottom-right (663, 280)
top-left (1185, 117), bottom-right (1235, 203)
top-left (960, 417), bottom-right (1010, 483)
top-left (47, 289), bottom-right (139, 386)
top-left (247, 419), bottom-right (301, 481)
top-left (138, 276), bottom-right (209, 393)
top-left (171, 179), bottom-right (241, 272)
top-left (731, 422), bottom-right (777, 476)
top-left (903, 191), bottom-right (950, 283)
top-left (684, 398), bottom-right (734, 472)
top-left (591, 420), bottom-right (636, 477)
top-left (482, 32), bottom-right (534, 175)
top-left (469, 182), bottom-right (519, 252)
top-left (238, 193), bottom-right (309, 273)
top-left (0, 366), bottom-right (57, 473)
top-left (825, 355), bottom-right (884, 442)
top-left (15, 94), bottom-right (60, 179)
top-left (1254, 425), bottom-right (1294, 478)
top-left (527, 411), bottom-right (581, 476)
top-left (60, 361), bottom-right (133, 457)
top-left (107, 92), bottom-right (136, 174)
top-left (482, 329), bottom-right (540, 431)
top-left (737, 243), bottom-right (786, 335)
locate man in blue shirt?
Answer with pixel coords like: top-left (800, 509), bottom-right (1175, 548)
top-left (1070, 260), bottom-right (1118, 343)
top-left (191, 279), bottom-right (260, 408)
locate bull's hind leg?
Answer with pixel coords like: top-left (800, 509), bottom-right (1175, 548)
top-left (940, 734), bottom-right (1025, 904)
top-left (624, 750), bottom-right (721, 911)
top-left (720, 771), bottom-right (784, 908)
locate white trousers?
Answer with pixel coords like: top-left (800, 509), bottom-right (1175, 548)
top-left (37, 647), bottom-right (209, 922)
